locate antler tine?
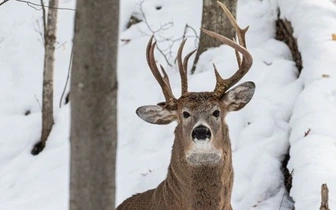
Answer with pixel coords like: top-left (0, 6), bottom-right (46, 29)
top-left (217, 1), bottom-right (248, 47)
top-left (212, 63), bottom-right (227, 94)
top-left (183, 49), bottom-right (197, 85)
top-left (201, 28), bottom-right (252, 96)
top-left (233, 37), bottom-right (242, 67)
top-left (159, 64), bottom-right (174, 94)
top-left (200, 1), bottom-right (253, 98)
top-left (177, 39), bottom-right (188, 95)
top-left (146, 36), bottom-right (176, 106)
top-left (218, 1), bottom-right (247, 68)
top-left (177, 39), bottom-right (197, 95)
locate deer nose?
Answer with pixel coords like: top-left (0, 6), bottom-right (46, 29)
top-left (192, 125), bottom-right (211, 141)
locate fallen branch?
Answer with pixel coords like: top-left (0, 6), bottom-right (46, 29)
top-left (276, 8), bottom-right (302, 73)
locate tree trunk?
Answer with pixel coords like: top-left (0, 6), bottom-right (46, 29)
top-left (31, 0), bottom-right (58, 155)
top-left (192, 0), bottom-right (237, 73)
top-left (70, 0), bottom-right (119, 209)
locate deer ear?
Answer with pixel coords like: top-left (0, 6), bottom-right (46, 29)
top-left (136, 105), bottom-right (177, 125)
top-left (222, 81), bottom-right (255, 112)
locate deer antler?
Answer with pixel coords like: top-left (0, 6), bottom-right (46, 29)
top-left (147, 36), bottom-right (196, 106)
top-left (201, 1), bottom-right (253, 98)
top-left (146, 36), bottom-right (177, 108)
top-left (177, 39), bottom-right (197, 95)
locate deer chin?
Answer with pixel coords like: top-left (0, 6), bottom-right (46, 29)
top-left (186, 142), bottom-right (222, 166)
top-left (186, 152), bottom-right (222, 166)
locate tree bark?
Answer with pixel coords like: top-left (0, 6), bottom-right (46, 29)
top-left (70, 0), bottom-right (119, 209)
top-left (192, 0), bottom-right (237, 73)
top-left (31, 0), bottom-right (58, 155)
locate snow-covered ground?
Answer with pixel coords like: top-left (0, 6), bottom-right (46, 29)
top-left (0, 0), bottom-right (335, 210)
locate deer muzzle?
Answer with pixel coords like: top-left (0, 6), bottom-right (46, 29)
top-left (192, 125), bottom-right (211, 141)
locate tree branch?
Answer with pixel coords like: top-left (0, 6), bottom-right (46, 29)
top-left (40, 0), bottom-right (47, 45)
top-left (0, 0), bottom-right (10, 6)
top-left (0, 0), bottom-right (75, 11)
top-left (136, 0), bottom-right (198, 67)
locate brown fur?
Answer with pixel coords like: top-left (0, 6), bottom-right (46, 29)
top-left (117, 93), bottom-right (235, 210)
top-left (118, 3), bottom-right (255, 207)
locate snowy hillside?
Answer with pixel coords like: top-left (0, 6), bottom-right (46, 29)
top-left (0, 0), bottom-right (335, 210)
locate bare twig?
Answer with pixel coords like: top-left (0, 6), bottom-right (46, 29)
top-left (137, 0), bottom-right (198, 67)
top-left (59, 45), bottom-right (73, 108)
top-left (16, 0), bottom-right (75, 11)
top-left (279, 169), bottom-right (294, 210)
top-left (34, 19), bottom-right (44, 44)
top-left (40, 0), bottom-right (47, 44)
top-left (172, 24), bottom-right (199, 64)
top-left (1, 0), bottom-right (75, 11)
top-left (279, 189), bottom-right (286, 210)
top-left (138, 0), bottom-right (173, 66)
top-left (21, 0), bottom-right (42, 10)
top-left (138, 0), bottom-right (172, 33)
top-left (34, 95), bottom-right (42, 109)
top-left (186, 24), bottom-right (199, 46)
top-left (56, 41), bottom-right (67, 49)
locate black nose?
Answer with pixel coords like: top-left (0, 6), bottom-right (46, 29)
top-left (192, 125), bottom-right (211, 140)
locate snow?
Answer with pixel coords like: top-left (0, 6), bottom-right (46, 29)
top-left (278, 0), bottom-right (336, 209)
top-left (0, 0), bottom-right (335, 209)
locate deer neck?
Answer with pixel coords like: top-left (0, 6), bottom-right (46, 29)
top-left (160, 130), bottom-right (234, 210)
top-left (189, 163), bottom-right (233, 209)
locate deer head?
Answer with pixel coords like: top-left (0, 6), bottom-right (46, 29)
top-left (136, 2), bottom-right (254, 167)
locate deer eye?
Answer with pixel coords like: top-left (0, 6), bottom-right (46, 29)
top-left (212, 110), bottom-right (220, 118)
top-left (183, 111), bottom-right (190, 119)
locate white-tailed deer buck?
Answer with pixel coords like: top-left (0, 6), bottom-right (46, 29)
top-left (117, 2), bottom-right (254, 210)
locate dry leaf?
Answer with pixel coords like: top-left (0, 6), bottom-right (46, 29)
top-left (332, 33), bottom-right (336, 41)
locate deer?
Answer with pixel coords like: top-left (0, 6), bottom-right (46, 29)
top-left (117, 2), bottom-right (254, 210)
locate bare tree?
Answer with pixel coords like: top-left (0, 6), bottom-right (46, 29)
top-left (70, 0), bottom-right (119, 209)
top-left (31, 0), bottom-right (59, 155)
top-left (191, 0), bottom-right (237, 73)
